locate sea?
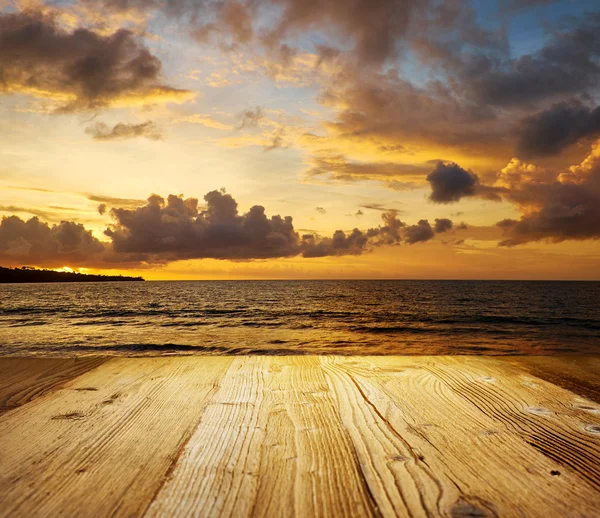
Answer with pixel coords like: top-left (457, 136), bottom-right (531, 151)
top-left (0, 280), bottom-right (598, 356)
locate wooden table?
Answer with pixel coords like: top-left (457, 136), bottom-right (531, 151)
top-left (0, 356), bottom-right (599, 517)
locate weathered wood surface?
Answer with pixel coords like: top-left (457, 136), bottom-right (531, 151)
top-left (0, 357), bottom-right (106, 414)
top-left (0, 356), bottom-right (598, 518)
top-left (508, 355), bottom-right (600, 402)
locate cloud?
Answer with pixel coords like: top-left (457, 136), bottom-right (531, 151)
top-left (434, 218), bottom-right (453, 233)
top-left (301, 210), bottom-right (404, 257)
top-left (315, 207), bottom-right (326, 214)
top-left (403, 219), bottom-right (434, 244)
top-left (0, 8), bottom-right (193, 112)
top-left (177, 114), bottom-right (233, 130)
top-left (7, 186), bottom-right (56, 193)
top-left (516, 101), bottom-right (600, 157)
top-left (0, 205), bottom-right (56, 221)
top-left (83, 0), bottom-right (600, 168)
top-left (187, 0), bottom-right (427, 66)
top-left (0, 216), bottom-right (105, 267)
top-left (86, 121), bottom-right (164, 141)
top-left (97, 203), bottom-right (107, 215)
top-left (497, 142), bottom-right (600, 245)
top-left (105, 191), bottom-right (298, 261)
top-left (238, 106), bottom-right (264, 128)
top-left (319, 72), bottom-right (506, 158)
top-left (426, 162), bottom-right (503, 204)
top-left (459, 14), bottom-right (600, 108)
top-left (306, 153), bottom-right (428, 187)
top-left (104, 190), bottom-right (409, 262)
top-left (360, 203), bottom-right (403, 213)
top-left (0, 189), bottom-right (453, 267)
top-left (263, 127), bottom-right (286, 151)
top-left (86, 194), bottom-right (146, 208)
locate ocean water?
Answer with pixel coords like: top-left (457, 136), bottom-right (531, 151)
top-left (0, 280), bottom-right (598, 356)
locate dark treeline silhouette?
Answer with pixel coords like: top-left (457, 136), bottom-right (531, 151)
top-left (0, 266), bottom-right (144, 283)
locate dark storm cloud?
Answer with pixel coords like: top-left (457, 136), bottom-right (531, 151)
top-left (179, 0), bottom-right (431, 65)
top-left (0, 9), bottom-right (190, 111)
top-left (0, 216), bottom-right (105, 267)
top-left (419, 147), bottom-right (600, 245)
top-left (427, 162), bottom-right (476, 203)
top-left (497, 167), bottom-right (600, 245)
top-left (516, 101), bottom-right (600, 157)
top-left (320, 74), bottom-right (506, 156)
top-left (434, 218), bottom-right (453, 233)
top-left (426, 162), bottom-right (503, 204)
top-left (403, 219), bottom-right (434, 244)
top-left (86, 121), bottom-right (164, 141)
top-left (301, 210), bottom-right (404, 257)
top-left (105, 191), bottom-right (298, 260)
top-left (460, 14), bottom-right (600, 108)
top-left (104, 191), bottom-right (408, 262)
top-left (0, 190), bottom-right (452, 267)
top-left (262, 0), bottom-right (428, 66)
top-left (427, 162), bottom-right (477, 203)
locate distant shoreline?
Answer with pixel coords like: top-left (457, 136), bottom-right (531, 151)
top-left (0, 266), bottom-right (144, 283)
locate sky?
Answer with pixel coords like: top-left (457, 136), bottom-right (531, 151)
top-left (1, 0), bottom-right (599, 279)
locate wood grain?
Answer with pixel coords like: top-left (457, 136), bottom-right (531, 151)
top-left (326, 356), bottom-right (600, 517)
top-left (0, 357), bottom-right (233, 518)
top-left (423, 356), bottom-right (600, 492)
top-left (505, 356), bottom-right (600, 402)
top-left (0, 356), bottom-right (598, 518)
top-left (146, 356), bottom-right (377, 518)
top-left (0, 357), bottom-right (106, 413)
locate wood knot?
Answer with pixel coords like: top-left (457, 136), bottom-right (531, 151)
top-left (585, 424), bottom-right (600, 434)
top-left (450, 498), bottom-right (491, 517)
top-left (550, 470), bottom-right (561, 476)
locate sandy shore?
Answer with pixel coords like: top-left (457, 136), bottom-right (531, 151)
top-left (0, 355), bottom-right (599, 517)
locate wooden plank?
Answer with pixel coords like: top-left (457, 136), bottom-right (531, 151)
top-left (321, 356), bottom-right (600, 518)
top-left (421, 356), bottom-right (600, 491)
top-left (0, 357), bottom-right (106, 413)
top-left (503, 356), bottom-right (600, 403)
top-left (0, 357), bottom-right (233, 518)
top-left (145, 356), bottom-right (378, 518)
top-left (0, 356), bottom-right (598, 517)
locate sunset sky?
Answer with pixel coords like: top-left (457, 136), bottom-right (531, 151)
top-left (1, 0), bottom-right (599, 279)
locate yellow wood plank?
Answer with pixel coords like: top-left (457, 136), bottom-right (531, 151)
top-left (503, 356), bottom-right (600, 402)
top-left (422, 356), bottom-right (600, 491)
top-left (145, 356), bottom-right (378, 518)
top-left (0, 357), bottom-right (233, 518)
top-left (0, 356), bottom-right (598, 518)
top-left (321, 356), bottom-right (600, 517)
top-left (0, 357), bottom-right (106, 413)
